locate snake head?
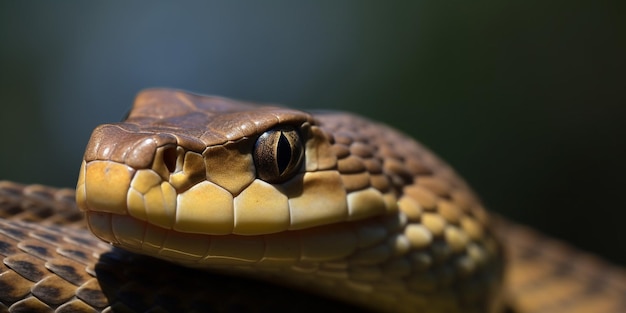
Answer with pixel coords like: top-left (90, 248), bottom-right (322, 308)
top-left (76, 89), bottom-right (400, 263)
top-left (75, 89), bottom-right (503, 312)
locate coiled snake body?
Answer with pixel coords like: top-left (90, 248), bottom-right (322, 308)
top-left (1, 89), bottom-right (625, 313)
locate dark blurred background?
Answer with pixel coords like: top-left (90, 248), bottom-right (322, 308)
top-left (1, 2), bottom-right (625, 264)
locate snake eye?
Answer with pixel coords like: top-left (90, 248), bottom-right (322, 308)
top-left (253, 126), bottom-right (304, 183)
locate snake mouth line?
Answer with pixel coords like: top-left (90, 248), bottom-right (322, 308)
top-left (83, 209), bottom-right (394, 267)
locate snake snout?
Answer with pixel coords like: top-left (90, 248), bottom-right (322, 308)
top-left (83, 124), bottom-right (178, 169)
top-left (77, 124), bottom-right (185, 216)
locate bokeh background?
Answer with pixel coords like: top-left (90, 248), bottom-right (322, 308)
top-left (1, 2), bottom-right (625, 264)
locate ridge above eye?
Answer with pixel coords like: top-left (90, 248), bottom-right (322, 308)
top-left (253, 126), bottom-right (304, 183)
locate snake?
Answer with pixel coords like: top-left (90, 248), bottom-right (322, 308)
top-left (1, 89), bottom-right (625, 313)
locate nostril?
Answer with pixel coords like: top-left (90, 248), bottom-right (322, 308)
top-left (163, 147), bottom-right (178, 173)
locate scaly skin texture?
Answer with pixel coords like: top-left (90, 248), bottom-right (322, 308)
top-left (0, 89), bottom-right (625, 312)
top-left (495, 219), bottom-right (626, 313)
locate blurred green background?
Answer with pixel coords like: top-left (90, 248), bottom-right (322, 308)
top-left (1, 2), bottom-right (625, 264)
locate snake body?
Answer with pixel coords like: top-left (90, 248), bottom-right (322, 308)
top-left (1, 89), bottom-right (625, 313)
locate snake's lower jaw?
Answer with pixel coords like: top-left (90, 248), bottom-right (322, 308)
top-left (82, 210), bottom-right (371, 266)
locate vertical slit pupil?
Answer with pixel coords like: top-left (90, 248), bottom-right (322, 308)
top-left (276, 132), bottom-right (292, 175)
top-left (163, 147), bottom-right (178, 173)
